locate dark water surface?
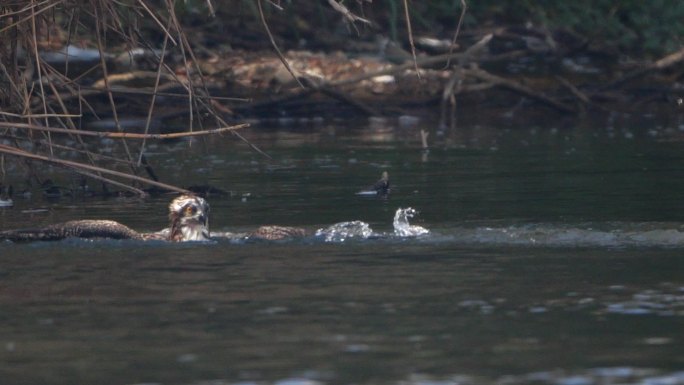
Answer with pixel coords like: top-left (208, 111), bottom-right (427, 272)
top-left (1, 117), bottom-right (683, 385)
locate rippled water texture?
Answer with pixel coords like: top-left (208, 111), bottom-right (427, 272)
top-left (1, 116), bottom-right (683, 384)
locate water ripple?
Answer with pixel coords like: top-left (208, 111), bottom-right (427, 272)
top-left (177, 368), bottom-right (684, 385)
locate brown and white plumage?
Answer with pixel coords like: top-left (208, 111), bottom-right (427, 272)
top-left (0, 194), bottom-right (211, 243)
top-left (249, 225), bottom-right (307, 240)
top-left (165, 194), bottom-right (211, 242)
top-left (0, 220), bottom-right (143, 242)
top-left (0, 194), bottom-right (307, 243)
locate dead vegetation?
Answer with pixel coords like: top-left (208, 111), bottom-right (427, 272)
top-left (0, 0), bottom-right (246, 197)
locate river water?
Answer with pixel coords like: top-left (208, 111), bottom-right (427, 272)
top-left (0, 116), bottom-right (683, 385)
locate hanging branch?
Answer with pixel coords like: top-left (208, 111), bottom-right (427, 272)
top-left (603, 46), bottom-right (684, 90)
top-left (327, 0), bottom-right (371, 27)
top-left (93, 4), bottom-right (136, 169)
top-left (444, 0), bottom-right (467, 68)
top-left (257, 0), bottom-right (305, 89)
top-left (402, 0), bottom-right (421, 79)
top-left (138, 28), bottom-right (170, 166)
top-left (463, 67), bottom-right (576, 113)
top-left (0, 144), bottom-right (191, 196)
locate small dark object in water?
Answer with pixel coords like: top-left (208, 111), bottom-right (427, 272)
top-left (356, 171), bottom-right (390, 197)
top-left (41, 179), bottom-right (70, 199)
top-left (373, 171), bottom-right (390, 196)
top-left (0, 184), bottom-right (13, 207)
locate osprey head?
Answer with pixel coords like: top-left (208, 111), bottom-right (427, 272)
top-left (168, 194), bottom-right (210, 241)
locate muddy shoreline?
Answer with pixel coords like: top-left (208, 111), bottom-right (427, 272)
top-left (40, 39), bottom-right (684, 133)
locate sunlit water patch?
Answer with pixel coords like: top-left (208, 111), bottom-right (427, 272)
top-left (601, 285), bottom-right (684, 316)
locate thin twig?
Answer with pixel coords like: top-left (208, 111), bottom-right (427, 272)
top-left (257, 0), bottom-right (305, 89)
top-left (0, 0), bottom-right (58, 34)
top-left (0, 111), bottom-right (81, 119)
top-left (165, 0), bottom-right (196, 135)
top-left (48, 83), bottom-right (249, 105)
top-left (138, 28), bottom-right (170, 166)
top-left (0, 144), bottom-right (191, 195)
top-left (135, 0), bottom-right (178, 45)
top-left (71, 168), bottom-right (147, 196)
top-left (464, 68), bottom-right (575, 113)
top-left (0, 122), bottom-right (248, 139)
top-left (603, 46), bottom-right (684, 90)
top-left (327, 0), bottom-right (371, 26)
top-left (0, 133), bottom-right (143, 166)
top-left (204, 0), bottom-right (216, 17)
top-left (402, 0), bottom-right (421, 79)
top-left (29, 3), bottom-right (52, 154)
top-left (93, 4), bottom-right (136, 168)
top-left (445, 0), bottom-right (467, 68)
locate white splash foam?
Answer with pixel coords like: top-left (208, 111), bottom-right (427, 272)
top-left (393, 208), bottom-right (429, 237)
top-left (315, 221), bottom-right (374, 242)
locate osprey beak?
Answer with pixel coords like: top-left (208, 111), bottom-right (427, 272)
top-left (199, 213), bottom-right (208, 226)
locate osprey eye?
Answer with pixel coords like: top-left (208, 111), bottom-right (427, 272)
top-left (185, 205), bottom-right (197, 215)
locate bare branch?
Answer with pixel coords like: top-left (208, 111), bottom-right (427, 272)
top-left (327, 0), bottom-right (371, 25)
top-left (445, 0), bottom-right (467, 68)
top-left (402, 0), bottom-right (420, 79)
top-left (257, 0), bottom-right (305, 89)
top-left (0, 144), bottom-right (191, 195)
top-left (0, 122), bottom-right (249, 140)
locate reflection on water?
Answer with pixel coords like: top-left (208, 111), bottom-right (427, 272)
top-left (0, 117), bottom-right (683, 384)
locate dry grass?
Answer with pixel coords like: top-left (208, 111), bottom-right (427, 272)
top-left (0, 0), bottom-right (241, 196)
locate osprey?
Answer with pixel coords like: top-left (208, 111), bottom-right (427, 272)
top-left (149, 194), bottom-right (212, 241)
top-left (0, 194), bottom-right (304, 242)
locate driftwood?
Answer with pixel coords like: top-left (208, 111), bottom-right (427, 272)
top-left (234, 47), bottom-right (528, 117)
top-left (463, 67), bottom-right (576, 114)
top-left (604, 47), bottom-right (684, 90)
top-left (233, 23), bottom-right (683, 119)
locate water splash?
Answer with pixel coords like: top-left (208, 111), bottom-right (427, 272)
top-left (393, 208), bottom-right (429, 237)
top-left (315, 221), bottom-right (374, 242)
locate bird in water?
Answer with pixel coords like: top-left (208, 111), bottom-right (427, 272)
top-left (356, 171), bottom-right (390, 197)
top-left (0, 194), bottom-right (305, 242)
top-left (0, 184), bottom-right (13, 207)
top-left (143, 194), bottom-right (211, 241)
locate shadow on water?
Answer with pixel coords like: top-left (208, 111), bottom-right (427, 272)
top-left (1, 116), bottom-right (684, 384)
